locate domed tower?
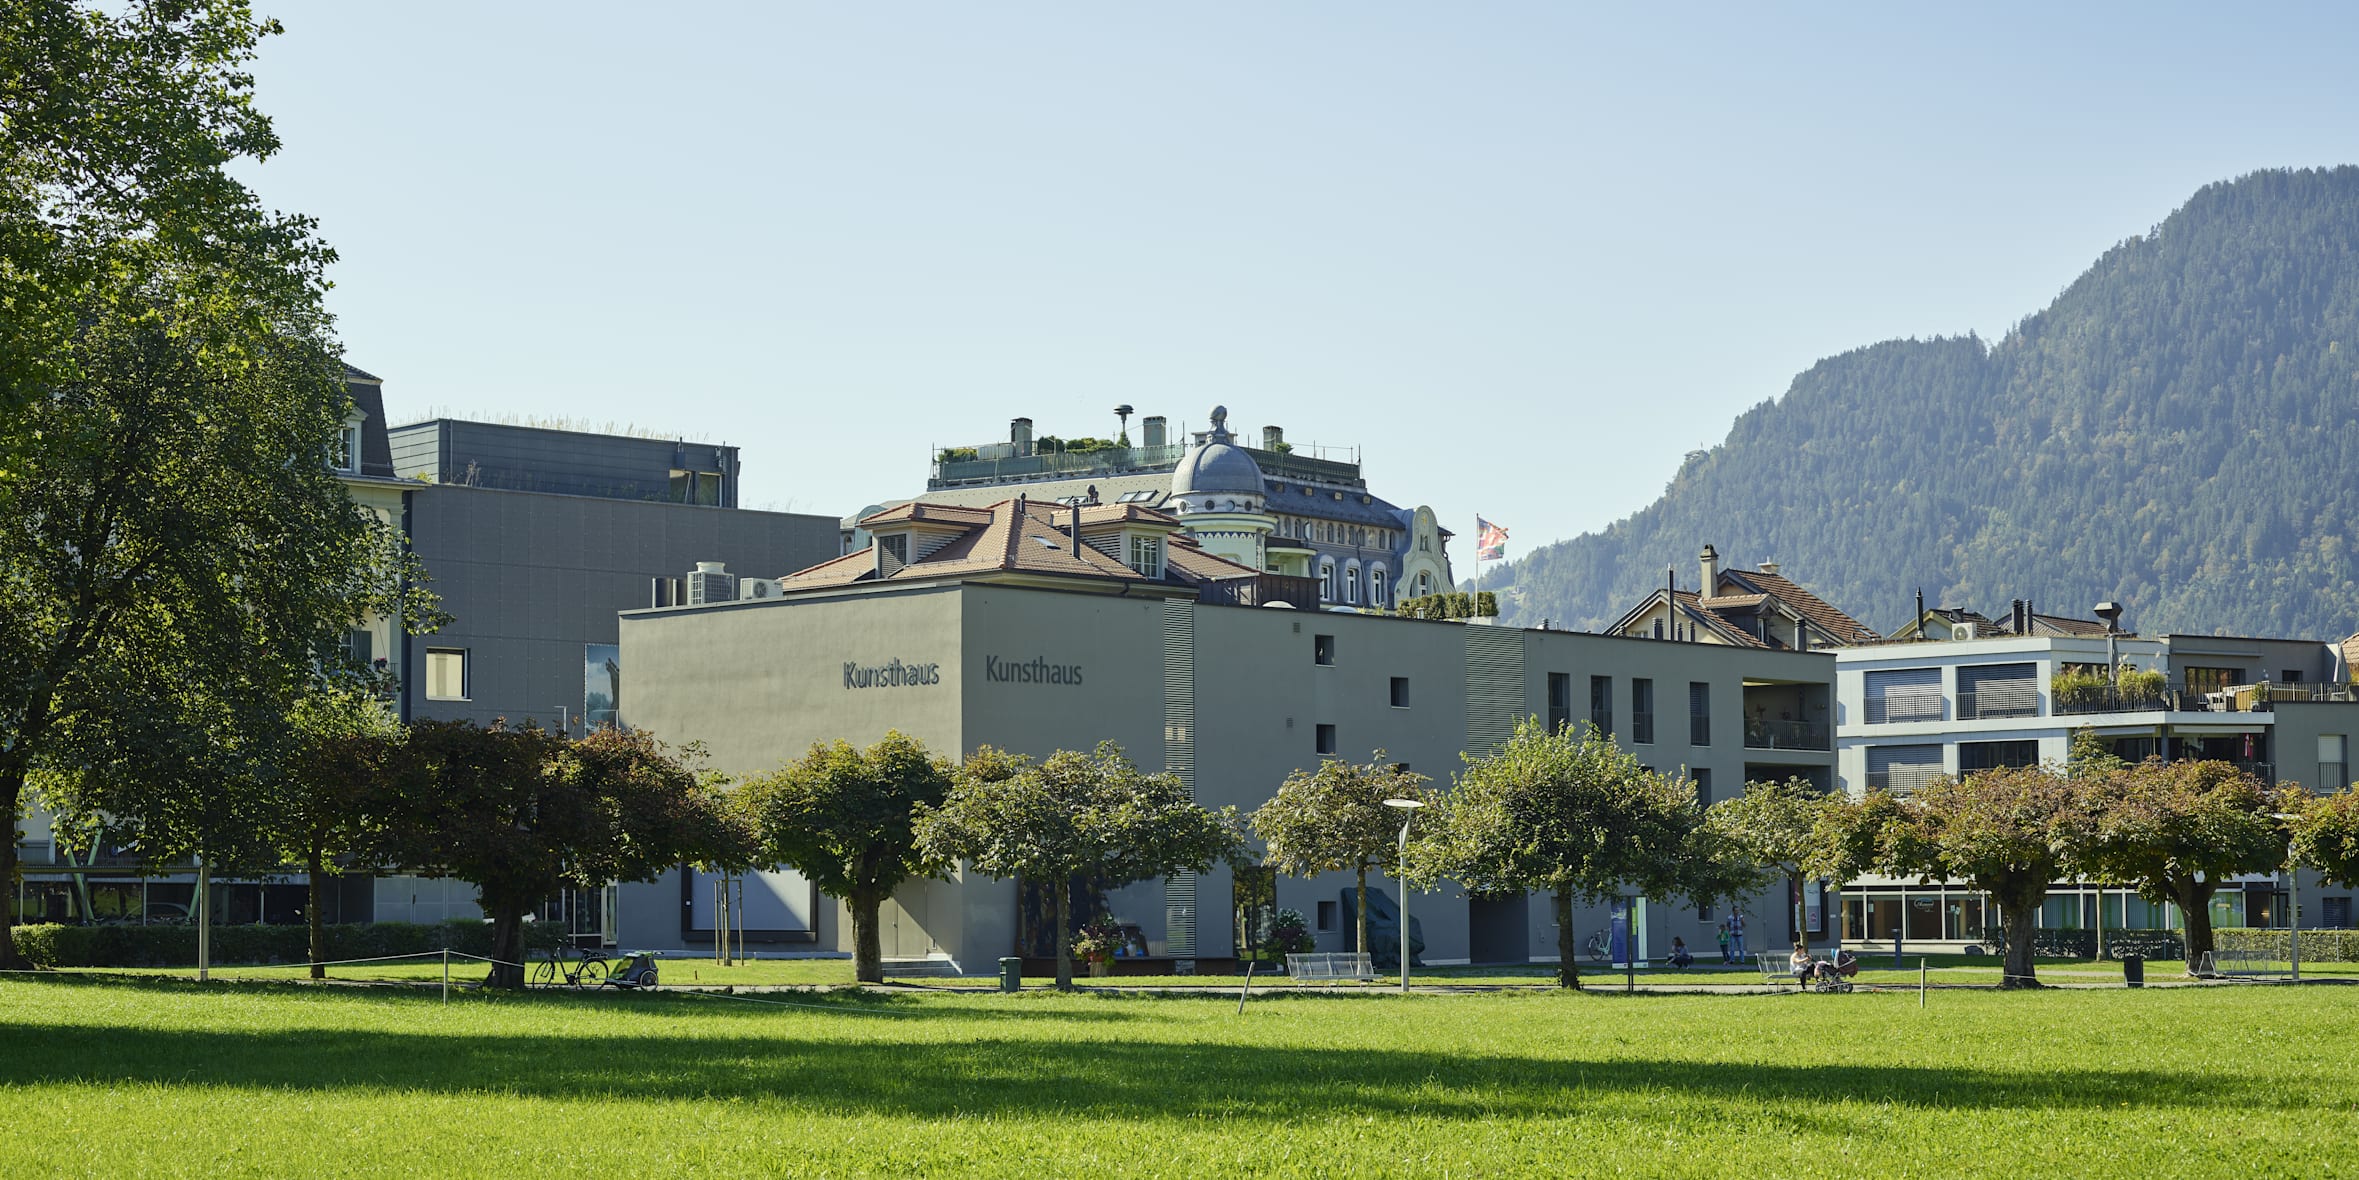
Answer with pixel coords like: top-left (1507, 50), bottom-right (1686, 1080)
top-left (1168, 405), bottom-right (1276, 571)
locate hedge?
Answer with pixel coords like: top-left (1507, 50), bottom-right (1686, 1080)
top-left (8, 919), bottom-right (564, 969)
top-left (1983, 928), bottom-right (2184, 960)
top-left (2213, 927), bottom-right (2359, 962)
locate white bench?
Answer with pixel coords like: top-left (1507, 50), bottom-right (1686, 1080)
top-left (1756, 951), bottom-right (1804, 989)
top-left (2200, 947), bottom-right (2288, 979)
top-left (1287, 952), bottom-right (1375, 984)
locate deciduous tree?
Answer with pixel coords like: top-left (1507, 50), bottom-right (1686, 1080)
top-left (914, 743), bottom-right (1241, 990)
top-left (738, 731), bottom-right (955, 985)
top-left (1249, 752), bottom-right (1433, 960)
top-left (278, 683), bottom-right (406, 980)
top-left (1421, 720), bottom-right (1698, 989)
top-left (2289, 785), bottom-right (2359, 890)
top-left (1699, 776), bottom-right (1859, 946)
top-left (2072, 759), bottom-right (2284, 973)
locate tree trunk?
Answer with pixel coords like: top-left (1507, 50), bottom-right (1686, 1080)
top-left (1053, 881), bottom-right (1073, 990)
top-left (1555, 886), bottom-right (1581, 990)
top-left (0, 766), bottom-right (26, 970)
top-left (851, 889), bottom-right (884, 985)
top-left (1355, 863), bottom-right (1369, 963)
top-left (2173, 877), bottom-right (2215, 975)
top-left (1998, 889), bottom-right (2042, 989)
top-left (306, 847), bottom-right (326, 981)
top-left (487, 909), bottom-right (527, 990)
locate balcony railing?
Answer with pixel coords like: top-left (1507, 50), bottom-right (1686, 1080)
top-left (1744, 719), bottom-right (1830, 751)
top-left (1198, 573), bottom-right (1320, 610)
top-left (1956, 691), bottom-right (2039, 721)
top-left (1863, 698), bottom-right (1944, 725)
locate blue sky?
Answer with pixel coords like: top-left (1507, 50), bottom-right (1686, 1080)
top-left (241, 3), bottom-right (2359, 565)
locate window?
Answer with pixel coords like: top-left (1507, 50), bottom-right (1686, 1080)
top-left (2182, 666), bottom-right (2242, 695)
top-left (1688, 681), bottom-right (1711, 746)
top-left (1319, 558), bottom-right (1337, 602)
top-left (1692, 767), bottom-right (1712, 806)
top-left (1344, 562), bottom-right (1360, 605)
top-left (1316, 900), bottom-right (1339, 932)
top-left (1370, 566), bottom-right (1387, 608)
top-left (1957, 663), bottom-right (2038, 719)
top-left (1867, 745), bottom-right (1943, 795)
top-left (2321, 735), bottom-right (2348, 792)
top-left (1389, 677), bottom-right (1410, 708)
top-left (1958, 740), bottom-right (2039, 773)
top-left (1126, 535), bottom-right (1164, 578)
top-left (1863, 668), bottom-right (1943, 724)
top-left (1547, 673), bottom-right (1572, 732)
top-left (1391, 762), bottom-right (1410, 774)
top-left (2282, 669), bottom-right (2306, 684)
top-left (1315, 724), bottom-right (1337, 755)
top-left (878, 533), bottom-right (909, 565)
top-left (669, 469), bottom-right (723, 506)
top-left (1314, 634), bottom-right (1335, 666)
top-left (425, 649), bottom-right (468, 701)
top-left (333, 419), bottom-right (362, 472)
top-left (2323, 896), bottom-right (2352, 929)
top-left (341, 627), bottom-right (373, 667)
top-left (1590, 675), bottom-right (1613, 736)
top-left (1632, 678), bottom-right (1655, 744)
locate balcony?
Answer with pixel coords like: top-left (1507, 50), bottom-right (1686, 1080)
top-left (1863, 698), bottom-right (1943, 725)
top-left (1956, 691), bottom-right (2039, 721)
top-left (1745, 718), bottom-right (1830, 751)
top-left (1198, 574), bottom-right (1321, 610)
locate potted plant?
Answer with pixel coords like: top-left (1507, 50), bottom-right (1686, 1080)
top-left (1074, 916), bottom-right (1121, 977)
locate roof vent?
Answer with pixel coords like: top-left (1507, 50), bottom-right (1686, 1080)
top-left (686, 562), bottom-right (736, 605)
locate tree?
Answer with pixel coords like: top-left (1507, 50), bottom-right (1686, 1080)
top-left (1249, 752), bottom-right (1433, 960)
top-left (2289, 785), bottom-right (2359, 890)
top-left (1, 294), bottom-right (436, 968)
top-left (2072, 759), bottom-right (2284, 974)
top-left (0, 1), bottom-right (330, 424)
top-left (1701, 776), bottom-right (1860, 947)
top-left (371, 723), bottom-right (749, 989)
top-left (1857, 765), bottom-right (2089, 989)
top-left (277, 683), bottom-right (406, 980)
top-left (914, 743), bottom-right (1241, 990)
top-left (738, 731), bottom-right (955, 985)
top-left (1421, 720), bottom-right (1698, 989)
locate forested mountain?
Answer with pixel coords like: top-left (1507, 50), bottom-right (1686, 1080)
top-left (1485, 167), bottom-right (2359, 641)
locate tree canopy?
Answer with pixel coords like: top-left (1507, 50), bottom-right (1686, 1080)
top-left (2072, 759), bottom-right (2285, 973)
top-left (914, 743), bottom-right (1240, 989)
top-left (1249, 752), bottom-right (1433, 960)
top-left (2290, 786), bottom-right (2359, 890)
top-left (738, 731), bottom-right (955, 984)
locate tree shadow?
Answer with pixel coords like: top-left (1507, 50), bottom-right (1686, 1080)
top-left (0, 980), bottom-right (2274, 1127)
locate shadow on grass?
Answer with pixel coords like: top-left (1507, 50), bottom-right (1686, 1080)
top-left (0, 979), bottom-right (2268, 1124)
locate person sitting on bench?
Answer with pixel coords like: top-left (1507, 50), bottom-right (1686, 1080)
top-left (1788, 942), bottom-right (1817, 982)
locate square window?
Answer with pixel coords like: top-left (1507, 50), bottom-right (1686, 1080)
top-left (426, 649), bottom-right (468, 701)
top-left (1390, 677), bottom-right (1410, 708)
top-left (1314, 634), bottom-right (1335, 666)
top-left (1315, 724), bottom-right (1337, 755)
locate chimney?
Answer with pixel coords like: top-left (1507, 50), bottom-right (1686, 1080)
top-left (2010, 599), bottom-right (2027, 635)
top-left (1263, 425), bottom-right (1285, 451)
top-left (1759, 559), bottom-right (1780, 576)
top-left (1142, 416), bottom-right (1167, 449)
top-left (1699, 544), bottom-right (1720, 591)
top-left (1070, 502), bottom-right (1083, 547)
top-left (1915, 588), bottom-right (1925, 639)
top-left (1011, 417), bottom-right (1034, 457)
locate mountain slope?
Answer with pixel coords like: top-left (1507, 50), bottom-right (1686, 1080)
top-left (1487, 167), bottom-right (2359, 640)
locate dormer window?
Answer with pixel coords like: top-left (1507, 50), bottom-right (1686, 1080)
top-left (333, 413), bottom-right (364, 473)
top-left (1126, 535), bottom-right (1164, 578)
top-left (878, 534), bottom-right (909, 564)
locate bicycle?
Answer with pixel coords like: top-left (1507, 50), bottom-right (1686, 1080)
top-left (1584, 931), bottom-right (1609, 962)
top-left (532, 942), bottom-right (611, 989)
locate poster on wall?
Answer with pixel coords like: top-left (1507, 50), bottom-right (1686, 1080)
top-left (584, 644), bottom-right (620, 729)
top-left (1806, 880), bottom-right (1824, 934)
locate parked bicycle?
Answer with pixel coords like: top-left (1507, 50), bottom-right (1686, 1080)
top-left (532, 942), bottom-right (611, 989)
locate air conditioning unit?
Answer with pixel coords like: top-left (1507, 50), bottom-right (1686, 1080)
top-left (1952, 622), bottom-right (1975, 640)
top-left (685, 561), bottom-right (736, 605)
top-left (739, 578), bottom-right (782, 601)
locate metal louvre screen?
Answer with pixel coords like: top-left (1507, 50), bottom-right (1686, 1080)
top-left (1957, 663), bottom-right (2038, 719)
top-left (1164, 873), bottom-right (1197, 958)
top-left (1162, 600), bottom-right (1197, 958)
top-left (1465, 627), bottom-right (1526, 754)
top-left (1867, 745), bottom-right (1944, 796)
top-left (1864, 668), bottom-right (1943, 723)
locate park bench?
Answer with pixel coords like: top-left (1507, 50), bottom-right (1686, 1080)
top-left (1286, 952), bottom-right (1375, 985)
top-left (2198, 947), bottom-right (2287, 979)
top-left (1756, 951), bottom-right (1802, 989)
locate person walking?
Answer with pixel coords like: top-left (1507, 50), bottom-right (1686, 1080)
top-left (1728, 910), bottom-right (1748, 961)
top-left (1715, 922), bottom-right (1731, 965)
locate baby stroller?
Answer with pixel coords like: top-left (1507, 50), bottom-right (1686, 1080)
top-left (605, 951), bottom-right (661, 990)
top-left (1810, 949), bottom-right (1858, 993)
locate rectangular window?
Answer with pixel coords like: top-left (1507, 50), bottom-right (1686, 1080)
top-left (1958, 740), bottom-right (2039, 774)
top-left (425, 649), bottom-right (468, 701)
top-left (341, 627), bottom-right (373, 667)
top-left (2322, 896), bottom-right (2351, 929)
top-left (1389, 677), bottom-right (1410, 708)
top-left (1692, 767), bottom-right (1712, 806)
top-left (1315, 724), bottom-right (1337, 755)
top-left (1314, 634), bottom-right (1335, 666)
top-left (1864, 668), bottom-right (1943, 724)
top-left (1590, 675), bottom-right (1613, 737)
top-left (2320, 735), bottom-right (2347, 792)
top-left (878, 533), bottom-right (909, 565)
top-left (1126, 535), bottom-right (1164, 578)
top-left (671, 469), bottom-right (723, 506)
top-left (1866, 744), bottom-right (1943, 796)
top-left (1688, 681), bottom-right (1710, 746)
top-left (1957, 663), bottom-right (2038, 720)
top-left (1632, 679), bottom-right (1655, 744)
top-left (2182, 666), bottom-right (2242, 696)
top-left (1316, 900), bottom-right (1338, 932)
top-left (2282, 669), bottom-right (2305, 683)
top-left (1546, 673), bottom-right (1572, 733)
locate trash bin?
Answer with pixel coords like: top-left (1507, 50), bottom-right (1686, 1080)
top-left (2122, 953), bottom-right (2144, 988)
top-left (998, 956), bottom-right (1022, 993)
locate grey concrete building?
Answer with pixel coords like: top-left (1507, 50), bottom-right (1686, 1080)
top-left (617, 495), bottom-right (1837, 973)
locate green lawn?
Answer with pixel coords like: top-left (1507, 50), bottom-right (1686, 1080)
top-left (0, 974), bottom-right (2352, 1177)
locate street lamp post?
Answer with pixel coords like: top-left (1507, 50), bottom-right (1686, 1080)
top-left (1383, 798), bottom-right (1425, 994)
top-left (2272, 812), bottom-right (2301, 981)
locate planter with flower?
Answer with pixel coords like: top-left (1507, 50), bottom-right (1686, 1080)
top-left (1074, 917), bottom-right (1122, 977)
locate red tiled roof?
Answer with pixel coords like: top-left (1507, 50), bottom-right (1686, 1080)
top-left (1719, 567), bottom-right (1881, 643)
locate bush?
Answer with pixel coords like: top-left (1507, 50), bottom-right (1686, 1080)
top-left (2117, 667), bottom-right (2167, 706)
top-left (2051, 669), bottom-right (2111, 711)
top-left (2213, 927), bottom-right (2359, 962)
top-left (8, 919), bottom-right (564, 969)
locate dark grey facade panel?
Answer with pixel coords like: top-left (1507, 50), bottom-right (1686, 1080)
top-left (387, 419), bottom-right (742, 507)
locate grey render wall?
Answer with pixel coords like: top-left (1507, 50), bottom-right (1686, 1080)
top-left (618, 584), bottom-right (1840, 970)
top-left (389, 420), bottom-right (741, 507)
top-left (401, 484), bottom-right (839, 731)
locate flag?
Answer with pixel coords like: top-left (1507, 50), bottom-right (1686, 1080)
top-left (1476, 516), bottom-right (1508, 561)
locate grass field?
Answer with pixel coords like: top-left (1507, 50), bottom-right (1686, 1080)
top-left (0, 974), bottom-right (2352, 1177)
